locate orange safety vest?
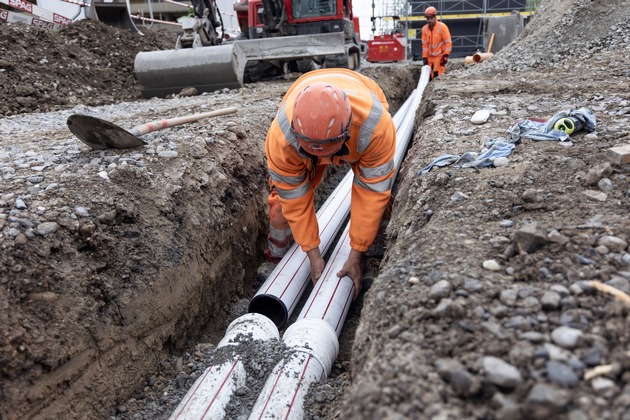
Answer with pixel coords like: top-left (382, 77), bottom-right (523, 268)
top-left (266, 69), bottom-right (396, 253)
top-left (422, 21), bottom-right (452, 76)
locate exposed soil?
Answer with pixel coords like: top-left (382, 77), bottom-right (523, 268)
top-left (1, 0), bottom-right (630, 418)
top-left (0, 19), bottom-right (176, 117)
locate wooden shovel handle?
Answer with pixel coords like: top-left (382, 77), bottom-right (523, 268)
top-left (129, 107), bottom-right (239, 136)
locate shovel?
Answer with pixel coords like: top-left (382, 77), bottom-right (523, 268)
top-left (67, 106), bottom-right (239, 150)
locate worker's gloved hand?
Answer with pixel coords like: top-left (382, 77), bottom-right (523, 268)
top-left (440, 55), bottom-right (448, 66)
top-left (422, 58), bottom-right (428, 66)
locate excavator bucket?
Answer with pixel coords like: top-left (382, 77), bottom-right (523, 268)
top-left (135, 44), bottom-right (247, 98)
top-left (134, 33), bottom-right (347, 98)
top-left (87, 0), bottom-right (140, 32)
top-left (235, 32), bottom-right (346, 62)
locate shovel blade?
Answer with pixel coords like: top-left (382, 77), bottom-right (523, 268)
top-left (67, 115), bottom-right (147, 150)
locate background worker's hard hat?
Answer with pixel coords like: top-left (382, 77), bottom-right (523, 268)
top-left (425, 6), bottom-right (437, 17)
top-left (554, 117), bottom-right (576, 135)
top-left (292, 82), bottom-right (352, 157)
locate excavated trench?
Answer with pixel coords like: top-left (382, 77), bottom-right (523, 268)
top-left (0, 64), bottom-right (419, 420)
top-left (113, 66), bottom-right (422, 419)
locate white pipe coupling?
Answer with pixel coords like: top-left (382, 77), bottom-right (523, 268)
top-left (282, 318), bottom-right (339, 376)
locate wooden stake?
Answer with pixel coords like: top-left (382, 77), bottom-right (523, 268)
top-left (588, 280), bottom-right (630, 306)
top-left (584, 364), bottom-right (616, 381)
top-left (487, 33), bottom-right (495, 54)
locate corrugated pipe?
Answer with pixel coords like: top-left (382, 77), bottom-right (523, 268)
top-left (248, 65), bottom-right (432, 419)
top-left (247, 68), bottom-right (421, 328)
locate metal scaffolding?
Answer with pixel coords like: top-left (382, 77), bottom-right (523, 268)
top-left (406, 0), bottom-right (529, 58)
top-left (409, 0), bottom-right (527, 17)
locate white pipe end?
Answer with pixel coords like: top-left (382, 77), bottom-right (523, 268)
top-left (282, 318), bottom-right (339, 375)
top-left (218, 312), bottom-right (280, 348)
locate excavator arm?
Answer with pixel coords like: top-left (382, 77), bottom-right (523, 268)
top-left (176, 0), bottom-right (224, 49)
top-left (261, 0), bottom-right (285, 31)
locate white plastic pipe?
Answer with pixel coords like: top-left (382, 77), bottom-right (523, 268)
top-left (249, 66), bottom-right (432, 419)
top-left (248, 318), bottom-right (338, 420)
top-left (169, 313), bottom-right (279, 420)
top-left (248, 172), bottom-right (354, 327)
top-left (248, 70), bottom-right (425, 328)
top-left (298, 224), bottom-right (354, 335)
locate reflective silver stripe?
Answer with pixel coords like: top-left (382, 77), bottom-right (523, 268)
top-left (269, 225), bottom-right (292, 240)
top-left (276, 181), bottom-right (310, 200)
top-left (353, 173), bottom-right (393, 193)
top-left (268, 240), bottom-right (292, 258)
top-left (357, 91), bottom-right (384, 153)
top-left (425, 23), bottom-right (450, 55)
top-left (359, 160), bottom-right (394, 179)
top-left (276, 102), bottom-right (301, 154)
top-left (269, 168), bottom-right (306, 185)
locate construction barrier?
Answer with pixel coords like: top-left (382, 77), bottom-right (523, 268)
top-left (131, 14), bottom-right (182, 26)
top-left (163, 0), bottom-right (192, 8)
top-left (0, 0), bottom-right (72, 25)
top-left (0, 8), bottom-right (62, 29)
top-left (60, 0), bottom-right (89, 7)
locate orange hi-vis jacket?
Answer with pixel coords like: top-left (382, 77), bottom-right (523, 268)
top-left (422, 21), bottom-right (452, 74)
top-left (265, 68), bottom-right (396, 254)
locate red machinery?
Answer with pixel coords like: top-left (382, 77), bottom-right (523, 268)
top-left (135, 0), bottom-right (363, 97)
top-left (367, 33), bottom-right (406, 62)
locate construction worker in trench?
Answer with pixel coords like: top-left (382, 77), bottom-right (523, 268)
top-left (421, 6), bottom-right (452, 80)
top-left (264, 68), bottom-right (396, 300)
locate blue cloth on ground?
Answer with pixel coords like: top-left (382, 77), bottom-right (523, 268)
top-left (419, 140), bottom-right (515, 175)
top-left (418, 107), bottom-right (597, 176)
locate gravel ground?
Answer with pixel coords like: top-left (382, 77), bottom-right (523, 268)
top-left (2, 0), bottom-right (630, 418)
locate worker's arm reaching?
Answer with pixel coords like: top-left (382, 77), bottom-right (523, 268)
top-left (337, 248), bottom-right (363, 300)
top-left (306, 247), bottom-right (326, 283)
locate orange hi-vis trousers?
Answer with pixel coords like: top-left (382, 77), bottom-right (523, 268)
top-left (428, 55), bottom-right (446, 79)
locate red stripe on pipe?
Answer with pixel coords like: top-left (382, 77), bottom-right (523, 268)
top-left (173, 355), bottom-right (240, 419)
top-left (284, 354), bottom-right (314, 420)
top-left (256, 358), bottom-right (289, 420)
top-left (201, 356), bottom-right (241, 418)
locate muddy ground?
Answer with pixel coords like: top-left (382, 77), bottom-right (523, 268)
top-left (1, 0), bottom-right (630, 418)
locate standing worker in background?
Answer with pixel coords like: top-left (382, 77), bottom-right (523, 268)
top-left (422, 6), bottom-right (452, 80)
top-left (264, 68), bottom-right (396, 299)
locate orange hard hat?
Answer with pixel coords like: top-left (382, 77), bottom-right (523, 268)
top-left (425, 6), bottom-right (437, 16)
top-left (291, 82), bottom-right (352, 157)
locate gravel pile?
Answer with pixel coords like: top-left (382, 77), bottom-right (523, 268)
top-left (458, 0), bottom-right (630, 75)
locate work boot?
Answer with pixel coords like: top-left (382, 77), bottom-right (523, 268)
top-left (263, 247), bottom-right (283, 264)
top-left (257, 260), bottom-right (277, 283)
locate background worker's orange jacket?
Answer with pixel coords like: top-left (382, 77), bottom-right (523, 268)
top-left (266, 68), bottom-right (396, 254)
top-left (422, 21), bottom-right (452, 76)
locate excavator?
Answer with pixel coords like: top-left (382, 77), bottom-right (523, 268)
top-left (134, 0), bottom-right (362, 98)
